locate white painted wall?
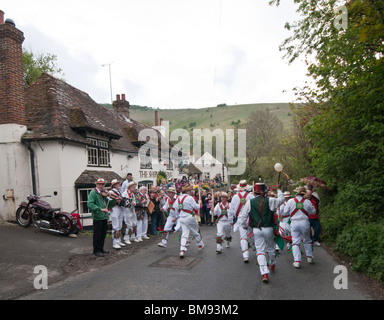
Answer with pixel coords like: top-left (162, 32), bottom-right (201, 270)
top-left (0, 124), bottom-right (32, 221)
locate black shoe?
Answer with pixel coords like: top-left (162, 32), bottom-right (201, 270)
top-left (101, 250), bottom-right (110, 254)
top-left (94, 251), bottom-right (105, 257)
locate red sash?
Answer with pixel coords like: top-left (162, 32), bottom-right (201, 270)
top-left (290, 197), bottom-right (309, 217)
top-left (178, 195), bottom-right (193, 215)
top-left (235, 192), bottom-right (249, 218)
top-left (218, 203), bottom-right (230, 221)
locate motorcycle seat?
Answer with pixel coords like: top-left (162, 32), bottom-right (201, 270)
top-left (49, 208), bottom-right (61, 213)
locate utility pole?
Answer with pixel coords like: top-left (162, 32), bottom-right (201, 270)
top-left (101, 62), bottom-right (113, 104)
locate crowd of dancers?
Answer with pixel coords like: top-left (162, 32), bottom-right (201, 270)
top-left (87, 176), bottom-right (320, 284)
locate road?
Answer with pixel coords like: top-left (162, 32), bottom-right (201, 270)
top-left (19, 224), bottom-right (373, 300)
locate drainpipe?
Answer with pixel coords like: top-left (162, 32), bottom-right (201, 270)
top-left (24, 141), bottom-right (37, 195)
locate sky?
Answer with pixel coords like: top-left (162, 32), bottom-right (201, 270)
top-left (2, 0), bottom-right (309, 109)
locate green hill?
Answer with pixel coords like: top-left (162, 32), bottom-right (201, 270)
top-left (128, 103), bottom-right (292, 132)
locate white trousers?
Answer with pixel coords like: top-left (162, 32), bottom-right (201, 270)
top-left (179, 215), bottom-right (203, 252)
top-left (216, 221), bottom-right (232, 250)
top-left (253, 227), bottom-right (275, 275)
top-left (160, 216), bottom-right (179, 245)
top-left (236, 224), bottom-right (250, 259)
top-left (123, 208), bottom-right (137, 240)
top-left (136, 213), bottom-right (148, 239)
top-left (279, 218), bottom-right (291, 238)
top-left (111, 206), bottom-right (125, 244)
top-left (291, 219), bottom-right (312, 262)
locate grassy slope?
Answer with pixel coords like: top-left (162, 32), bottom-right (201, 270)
top-left (129, 103), bottom-right (292, 132)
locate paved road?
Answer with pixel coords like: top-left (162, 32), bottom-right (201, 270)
top-left (19, 224), bottom-right (372, 300)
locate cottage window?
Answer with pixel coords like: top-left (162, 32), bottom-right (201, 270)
top-left (87, 138), bottom-right (110, 167)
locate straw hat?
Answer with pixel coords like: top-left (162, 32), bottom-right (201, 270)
top-left (237, 180), bottom-right (249, 191)
top-left (111, 179), bottom-right (120, 187)
top-left (127, 181), bottom-right (137, 189)
top-left (284, 191), bottom-right (291, 198)
top-left (167, 187), bottom-right (177, 193)
top-left (182, 185), bottom-right (193, 192)
top-left (95, 178), bottom-right (106, 185)
top-left (220, 192), bottom-right (229, 198)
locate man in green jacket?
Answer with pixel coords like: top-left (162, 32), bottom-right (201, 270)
top-left (87, 178), bottom-right (116, 257)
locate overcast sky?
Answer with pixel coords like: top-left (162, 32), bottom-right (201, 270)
top-left (2, 0), bottom-right (309, 109)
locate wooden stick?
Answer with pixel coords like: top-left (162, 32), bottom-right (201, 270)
top-left (211, 189), bottom-right (214, 224)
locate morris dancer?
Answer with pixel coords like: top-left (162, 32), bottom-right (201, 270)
top-left (109, 179), bottom-right (126, 250)
top-left (122, 181), bottom-right (137, 244)
top-left (284, 186), bottom-right (316, 268)
top-left (278, 191), bottom-right (292, 250)
top-left (212, 192), bottom-right (233, 254)
top-left (158, 187), bottom-right (179, 248)
top-left (229, 180), bottom-right (255, 263)
top-left (176, 185), bottom-right (204, 258)
top-left (239, 183), bottom-right (284, 283)
top-left (135, 186), bottom-right (150, 242)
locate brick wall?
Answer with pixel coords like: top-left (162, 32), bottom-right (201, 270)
top-left (0, 16), bottom-right (26, 126)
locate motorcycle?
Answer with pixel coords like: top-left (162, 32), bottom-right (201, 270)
top-left (16, 194), bottom-right (80, 236)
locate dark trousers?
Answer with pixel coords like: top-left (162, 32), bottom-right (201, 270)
top-left (310, 218), bottom-right (321, 242)
top-left (93, 219), bottom-right (108, 253)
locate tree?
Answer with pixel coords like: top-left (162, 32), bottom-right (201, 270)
top-left (22, 49), bottom-right (65, 86)
top-left (244, 109), bottom-right (284, 183)
top-left (270, 0), bottom-right (384, 215)
top-left (269, 0), bottom-right (384, 283)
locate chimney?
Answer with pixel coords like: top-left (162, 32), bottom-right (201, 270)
top-left (112, 93), bottom-right (130, 122)
top-left (160, 118), bottom-right (163, 126)
top-left (155, 110), bottom-right (159, 126)
top-left (0, 11), bottom-right (26, 126)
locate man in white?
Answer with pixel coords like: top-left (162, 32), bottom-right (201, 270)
top-left (239, 183), bottom-right (284, 283)
top-left (284, 186), bottom-right (316, 268)
top-left (122, 181), bottom-right (137, 244)
top-left (176, 185), bottom-right (204, 258)
top-left (229, 180), bottom-right (255, 263)
top-left (278, 191), bottom-right (292, 249)
top-left (158, 187), bottom-right (179, 248)
top-left (135, 186), bottom-right (150, 242)
top-left (109, 179), bottom-right (126, 250)
top-left (213, 192), bottom-right (233, 253)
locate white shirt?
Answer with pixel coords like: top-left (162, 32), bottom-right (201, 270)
top-left (176, 193), bottom-right (200, 218)
top-left (229, 190), bottom-right (255, 219)
top-left (163, 195), bottom-right (179, 218)
top-left (239, 190), bottom-right (285, 229)
top-left (284, 195), bottom-right (316, 221)
top-left (213, 202), bottom-right (233, 222)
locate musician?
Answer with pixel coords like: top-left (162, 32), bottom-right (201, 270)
top-left (158, 187), bottom-right (179, 248)
top-left (87, 178), bottom-right (116, 257)
top-left (228, 180), bottom-right (255, 263)
top-left (122, 181), bottom-right (137, 244)
top-left (213, 192), bottom-right (233, 254)
top-left (176, 185), bottom-right (204, 258)
top-left (135, 186), bottom-right (150, 242)
top-left (109, 179), bottom-right (125, 250)
top-left (284, 186), bottom-right (316, 268)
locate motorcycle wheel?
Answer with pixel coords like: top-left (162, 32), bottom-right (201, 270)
top-left (55, 214), bottom-right (72, 236)
top-left (16, 207), bottom-right (30, 228)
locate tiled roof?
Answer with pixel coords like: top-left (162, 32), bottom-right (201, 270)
top-left (21, 73), bottom-right (162, 154)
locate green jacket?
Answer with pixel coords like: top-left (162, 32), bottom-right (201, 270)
top-left (249, 196), bottom-right (274, 228)
top-left (87, 188), bottom-right (116, 221)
